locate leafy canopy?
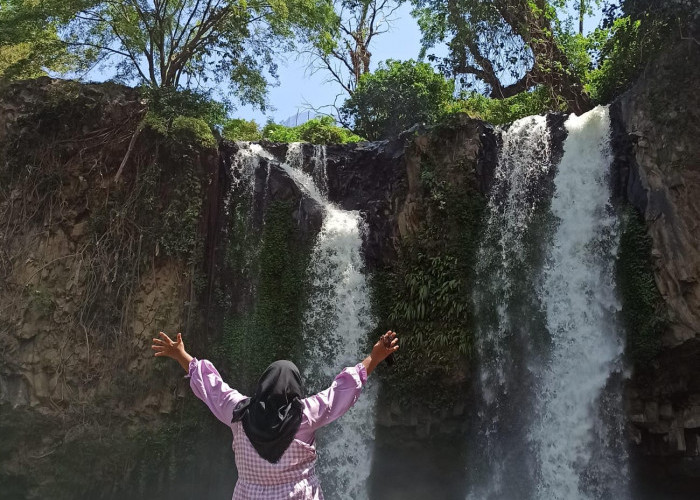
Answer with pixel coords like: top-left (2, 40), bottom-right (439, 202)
top-left (0, 0), bottom-right (336, 109)
top-left (586, 0), bottom-right (698, 104)
top-left (411, 0), bottom-right (594, 113)
top-left (0, 2), bottom-right (79, 80)
top-left (341, 59), bottom-right (454, 140)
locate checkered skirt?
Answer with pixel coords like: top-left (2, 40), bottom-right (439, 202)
top-left (231, 421), bottom-right (323, 500)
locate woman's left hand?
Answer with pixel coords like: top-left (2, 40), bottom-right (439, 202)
top-left (362, 331), bottom-right (399, 376)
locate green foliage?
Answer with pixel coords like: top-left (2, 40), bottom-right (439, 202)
top-left (143, 87), bottom-right (228, 127)
top-left (297, 115), bottom-right (364, 143)
top-left (141, 88), bottom-right (224, 148)
top-left (586, 16), bottom-right (646, 103)
top-left (411, 0), bottom-right (591, 112)
top-left (219, 201), bottom-right (313, 389)
top-left (262, 121), bottom-right (302, 142)
top-left (342, 59), bottom-right (455, 140)
top-left (389, 254), bottom-right (469, 353)
top-left (446, 87), bottom-right (561, 125)
top-left (0, 5), bottom-right (78, 81)
top-left (0, 0), bottom-right (336, 108)
top-left (223, 118), bottom-right (263, 141)
top-left (155, 163), bottom-right (206, 261)
top-left (262, 116), bottom-right (363, 144)
top-left (586, 0), bottom-right (696, 104)
top-left (373, 147), bottom-right (486, 408)
top-left (617, 206), bottom-right (666, 365)
top-left (170, 116), bottom-right (217, 149)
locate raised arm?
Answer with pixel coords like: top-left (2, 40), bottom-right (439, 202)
top-left (151, 332), bottom-right (192, 372)
top-left (188, 358), bottom-right (247, 425)
top-left (296, 331), bottom-right (399, 442)
top-left (361, 330), bottom-right (399, 376)
top-left (151, 332), bottom-right (246, 425)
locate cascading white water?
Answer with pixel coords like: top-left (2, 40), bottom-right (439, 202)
top-left (474, 115), bottom-right (553, 403)
top-left (283, 143), bottom-right (377, 500)
top-left (468, 107), bottom-right (628, 500)
top-left (530, 106), bottom-right (628, 499)
top-left (469, 116), bottom-right (555, 499)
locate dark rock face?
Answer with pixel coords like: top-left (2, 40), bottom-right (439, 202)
top-left (244, 120), bottom-right (499, 271)
top-left (325, 138), bottom-right (410, 268)
top-left (613, 38), bottom-right (700, 491)
top-left (220, 141), bottom-right (324, 236)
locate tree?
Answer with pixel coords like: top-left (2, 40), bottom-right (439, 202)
top-left (0, 3), bottom-right (79, 80)
top-left (586, 0), bottom-right (698, 103)
top-left (0, 0), bottom-right (335, 108)
top-left (341, 59), bottom-right (454, 140)
top-left (412, 0), bottom-right (592, 114)
top-left (311, 0), bottom-right (403, 95)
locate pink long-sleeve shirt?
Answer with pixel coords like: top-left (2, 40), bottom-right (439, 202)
top-left (188, 358), bottom-right (367, 499)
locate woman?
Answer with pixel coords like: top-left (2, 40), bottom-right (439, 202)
top-left (151, 330), bottom-right (399, 499)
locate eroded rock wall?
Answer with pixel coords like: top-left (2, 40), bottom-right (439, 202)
top-left (615, 39), bottom-right (700, 492)
top-left (0, 78), bottom-right (232, 499)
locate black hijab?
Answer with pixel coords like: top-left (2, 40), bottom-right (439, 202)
top-left (231, 360), bottom-right (304, 463)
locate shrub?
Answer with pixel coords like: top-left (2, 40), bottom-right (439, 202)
top-left (261, 116), bottom-right (363, 144)
top-left (341, 59), bottom-right (455, 140)
top-left (446, 87), bottom-right (560, 125)
top-left (170, 115), bottom-right (216, 148)
top-left (222, 118), bottom-right (262, 141)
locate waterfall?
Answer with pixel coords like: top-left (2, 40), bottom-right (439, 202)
top-left (469, 115), bottom-right (556, 499)
top-left (226, 141), bottom-right (376, 497)
top-left (283, 144), bottom-right (377, 500)
top-left (530, 106), bottom-right (628, 499)
top-left (468, 107), bottom-right (628, 499)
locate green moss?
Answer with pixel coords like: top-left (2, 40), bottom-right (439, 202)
top-left (219, 200), bottom-right (313, 389)
top-left (372, 148), bottom-right (486, 408)
top-left (156, 163), bottom-right (204, 262)
top-left (617, 206), bottom-right (666, 365)
top-left (25, 285), bottom-right (55, 318)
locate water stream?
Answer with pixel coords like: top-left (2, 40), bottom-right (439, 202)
top-left (468, 107), bottom-right (628, 500)
top-left (281, 143), bottom-right (377, 500)
top-left (530, 107), bottom-right (627, 500)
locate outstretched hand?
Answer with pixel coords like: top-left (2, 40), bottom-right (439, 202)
top-left (363, 331), bottom-right (399, 376)
top-left (373, 331), bottom-right (399, 362)
top-left (151, 332), bottom-right (192, 372)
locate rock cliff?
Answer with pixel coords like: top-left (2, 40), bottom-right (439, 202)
top-left (613, 39), bottom-right (700, 495)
